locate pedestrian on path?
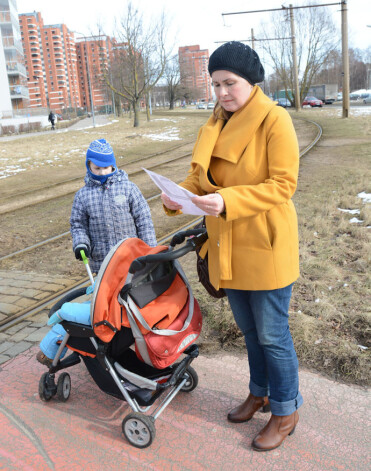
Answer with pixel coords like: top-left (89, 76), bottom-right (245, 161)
top-left (161, 41), bottom-right (302, 452)
top-left (48, 111), bottom-right (55, 130)
top-left (70, 138), bottom-right (157, 274)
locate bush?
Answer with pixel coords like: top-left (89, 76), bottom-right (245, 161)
top-left (1, 125), bottom-right (16, 135)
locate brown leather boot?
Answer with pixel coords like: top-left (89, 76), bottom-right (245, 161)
top-left (36, 350), bottom-right (53, 368)
top-left (252, 410), bottom-right (299, 451)
top-left (228, 393), bottom-right (270, 423)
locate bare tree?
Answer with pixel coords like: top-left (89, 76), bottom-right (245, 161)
top-left (101, 2), bottom-right (170, 127)
top-left (259, 2), bottom-right (339, 105)
top-left (163, 55), bottom-right (182, 109)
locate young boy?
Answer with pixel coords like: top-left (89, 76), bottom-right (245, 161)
top-left (36, 138), bottom-right (156, 367)
top-left (70, 138), bottom-right (157, 273)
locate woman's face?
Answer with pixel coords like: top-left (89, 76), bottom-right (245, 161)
top-left (212, 70), bottom-right (253, 112)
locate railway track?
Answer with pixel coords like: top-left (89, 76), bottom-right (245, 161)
top-left (0, 117), bottom-right (322, 331)
top-left (0, 140), bottom-right (194, 205)
top-left (0, 146), bottom-right (194, 216)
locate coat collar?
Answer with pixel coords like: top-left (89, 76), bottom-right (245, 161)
top-left (192, 86), bottom-right (276, 171)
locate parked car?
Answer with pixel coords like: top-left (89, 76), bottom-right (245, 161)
top-left (302, 96), bottom-right (323, 107)
top-left (207, 102), bottom-right (214, 109)
top-left (276, 98), bottom-right (292, 108)
top-left (196, 103), bottom-right (207, 109)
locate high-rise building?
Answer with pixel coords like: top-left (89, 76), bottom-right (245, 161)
top-left (0, 0), bottom-right (29, 114)
top-left (19, 12), bottom-right (81, 113)
top-left (75, 35), bottom-right (113, 114)
top-left (178, 45), bottom-right (212, 103)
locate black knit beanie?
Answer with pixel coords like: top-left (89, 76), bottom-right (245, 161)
top-left (208, 41), bottom-right (265, 85)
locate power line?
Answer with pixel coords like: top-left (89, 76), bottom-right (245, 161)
top-left (220, 1), bottom-right (350, 118)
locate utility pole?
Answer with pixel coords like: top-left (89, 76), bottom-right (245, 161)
top-left (289, 5), bottom-right (301, 111)
top-left (341, 0), bottom-right (350, 118)
top-left (251, 29), bottom-right (255, 50)
top-left (222, 2), bottom-right (351, 117)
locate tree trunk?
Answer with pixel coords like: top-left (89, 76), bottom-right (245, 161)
top-left (133, 100), bottom-right (140, 127)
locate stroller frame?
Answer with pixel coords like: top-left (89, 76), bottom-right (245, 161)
top-left (38, 228), bottom-right (207, 448)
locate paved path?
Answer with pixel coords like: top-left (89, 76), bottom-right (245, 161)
top-left (0, 271), bottom-right (83, 363)
top-left (0, 270), bottom-right (369, 469)
top-left (0, 348), bottom-right (369, 470)
top-left (0, 115), bottom-right (113, 142)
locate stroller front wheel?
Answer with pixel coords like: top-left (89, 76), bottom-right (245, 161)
top-left (181, 366), bottom-right (198, 392)
top-left (122, 412), bottom-right (156, 448)
top-left (57, 373), bottom-right (71, 402)
top-left (38, 372), bottom-right (54, 401)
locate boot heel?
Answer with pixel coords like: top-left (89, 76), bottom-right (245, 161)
top-left (289, 426), bottom-right (296, 436)
top-left (261, 403), bottom-right (271, 413)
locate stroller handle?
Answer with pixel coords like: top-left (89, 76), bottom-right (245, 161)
top-left (129, 228), bottom-right (207, 275)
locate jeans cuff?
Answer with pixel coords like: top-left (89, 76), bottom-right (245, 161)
top-left (249, 379), bottom-right (269, 397)
top-left (269, 392), bottom-right (304, 416)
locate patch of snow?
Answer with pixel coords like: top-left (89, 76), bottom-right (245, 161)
top-left (349, 217), bottom-right (363, 224)
top-left (0, 166), bottom-right (26, 179)
top-left (145, 127), bottom-right (180, 141)
top-left (358, 192), bottom-right (371, 203)
top-left (337, 208), bottom-right (360, 214)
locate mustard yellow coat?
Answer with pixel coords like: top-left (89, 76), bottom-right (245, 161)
top-left (173, 86), bottom-right (300, 291)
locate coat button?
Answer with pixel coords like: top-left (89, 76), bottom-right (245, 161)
top-left (217, 241), bottom-right (220, 247)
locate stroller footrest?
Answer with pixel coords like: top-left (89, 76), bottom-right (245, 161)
top-left (62, 321), bottom-right (95, 338)
top-left (50, 351), bottom-right (81, 373)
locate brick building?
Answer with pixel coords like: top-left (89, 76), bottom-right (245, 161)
top-left (178, 45), bottom-right (212, 103)
top-left (75, 35), bottom-right (113, 114)
top-left (19, 12), bottom-right (80, 113)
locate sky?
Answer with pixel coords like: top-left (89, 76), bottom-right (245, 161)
top-left (16, 0), bottom-right (371, 57)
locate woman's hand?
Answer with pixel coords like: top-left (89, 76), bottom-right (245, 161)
top-left (192, 193), bottom-right (225, 217)
top-left (161, 192), bottom-right (182, 211)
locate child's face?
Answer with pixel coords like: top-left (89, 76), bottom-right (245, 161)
top-left (89, 162), bottom-right (113, 176)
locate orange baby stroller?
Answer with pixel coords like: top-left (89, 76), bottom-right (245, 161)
top-left (38, 228), bottom-right (206, 448)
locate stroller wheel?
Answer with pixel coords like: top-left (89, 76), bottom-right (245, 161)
top-left (181, 366), bottom-right (198, 392)
top-left (38, 372), bottom-right (54, 401)
top-left (122, 413), bottom-right (156, 448)
top-left (57, 373), bottom-right (71, 402)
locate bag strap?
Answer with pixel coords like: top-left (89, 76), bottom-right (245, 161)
top-left (126, 289), bottom-right (194, 336)
top-left (126, 259), bottom-right (195, 336)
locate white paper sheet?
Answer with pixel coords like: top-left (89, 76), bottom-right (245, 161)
top-left (143, 168), bottom-right (207, 216)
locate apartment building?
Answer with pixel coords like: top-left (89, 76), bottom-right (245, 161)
top-left (75, 35), bottom-right (113, 113)
top-left (178, 45), bottom-right (212, 103)
top-left (0, 0), bottom-right (29, 115)
top-left (19, 12), bottom-right (81, 113)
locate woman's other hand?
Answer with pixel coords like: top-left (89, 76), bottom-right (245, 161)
top-left (192, 193), bottom-right (225, 217)
top-left (161, 192), bottom-right (183, 210)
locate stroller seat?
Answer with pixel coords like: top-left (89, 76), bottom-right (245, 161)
top-left (38, 229), bottom-right (207, 448)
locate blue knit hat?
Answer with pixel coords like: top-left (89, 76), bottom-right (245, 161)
top-left (86, 139), bottom-right (116, 167)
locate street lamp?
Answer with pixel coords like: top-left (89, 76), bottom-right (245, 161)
top-left (73, 31), bottom-right (96, 127)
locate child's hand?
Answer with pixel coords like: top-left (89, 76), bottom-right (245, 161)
top-left (74, 244), bottom-right (90, 260)
top-left (47, 311), bottom-right (63, 326)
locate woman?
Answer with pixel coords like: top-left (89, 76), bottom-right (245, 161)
top-left (161, 41), bottom-right (302, 452)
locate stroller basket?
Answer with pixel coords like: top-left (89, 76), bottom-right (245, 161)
top-left (38, 228), bottom-right (207, 448)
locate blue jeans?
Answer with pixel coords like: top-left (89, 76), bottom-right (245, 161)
top-left (225, 284), bottom-right (303, 416)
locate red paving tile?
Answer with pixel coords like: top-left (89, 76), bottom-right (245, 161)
top-left (0, 347), bottom-right (369, 470)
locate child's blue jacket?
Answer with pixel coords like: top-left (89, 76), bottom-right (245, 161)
top-left (70, 169), bottom-right (157, 272)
